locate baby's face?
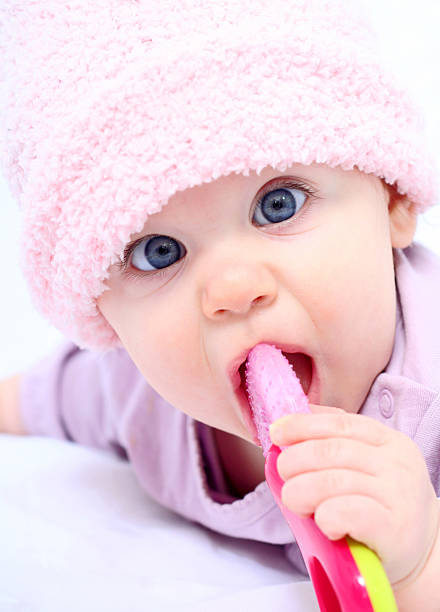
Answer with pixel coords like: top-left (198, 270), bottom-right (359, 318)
top-left (98, 164), bottom-right (414, 444)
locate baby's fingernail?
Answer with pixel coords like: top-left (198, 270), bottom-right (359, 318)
top-left (269, 416), bottom-right (290, 441)
top-left (269, 423), bottom-right (278, 440)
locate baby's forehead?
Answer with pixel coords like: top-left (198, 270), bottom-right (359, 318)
top-left (136, 164), bottom-right (384, 232)
top-left (165, 164), bottom-right (381, 205)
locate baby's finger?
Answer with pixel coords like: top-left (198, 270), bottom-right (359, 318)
top-left (313, 495), bottom-right (420, 585)
top-left (269, 412), bottom-right (390, 447)
top-left (277, 438), bottom-right (379, 482)
top-left (281, 468), bottom-right (383, 517)
top-left (313, 494), bottom-right (391, 548)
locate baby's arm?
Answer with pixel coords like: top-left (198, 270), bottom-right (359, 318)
top-left (0, 341), bottom-right (140, 457)
top-left (0, 373), bottom-right (26, 435)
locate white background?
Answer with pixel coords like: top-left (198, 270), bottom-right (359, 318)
top-left (1, 0), bottom-right (440, 378)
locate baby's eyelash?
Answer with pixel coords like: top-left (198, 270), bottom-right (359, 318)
top-left (255, 178), bottom-right (317, 207)
top-left (117, 237), bottom-right (146, 272)
top-left (119, 265), bottom-right (168, 284)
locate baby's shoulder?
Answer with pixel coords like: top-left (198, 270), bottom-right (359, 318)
top-left (398, 243), bottom-right (440, 301)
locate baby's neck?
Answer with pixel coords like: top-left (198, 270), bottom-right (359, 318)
top-left (213, 429), bottom-right (266, 498)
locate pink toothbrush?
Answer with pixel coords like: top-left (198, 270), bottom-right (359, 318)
top-left (245, 343), bottom-right (397, 612)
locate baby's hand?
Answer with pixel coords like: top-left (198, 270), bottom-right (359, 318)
top-left (0, 374), bottom-right (25, 435)
top-left (269, 407), bottom-right (439, 587)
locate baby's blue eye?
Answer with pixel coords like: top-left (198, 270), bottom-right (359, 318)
top-left (130, 235), bottom-right (186, 272)
top-left (252, 187), bottom-right (307, 226)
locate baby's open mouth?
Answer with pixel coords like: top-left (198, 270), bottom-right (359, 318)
top-left (238, 351), bottom-right (313, 404)
top-left (231, 348), bottom-right (315, 443)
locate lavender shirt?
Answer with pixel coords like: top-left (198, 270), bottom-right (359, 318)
top-left (19, 243), bottom-right (440, 574)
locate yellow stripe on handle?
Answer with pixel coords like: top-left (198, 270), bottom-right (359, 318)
top-left (346, 538), bottom-right (398, 611)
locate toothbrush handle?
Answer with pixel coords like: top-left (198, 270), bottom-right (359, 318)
top-left (265, 445), bottom-right (397, 612)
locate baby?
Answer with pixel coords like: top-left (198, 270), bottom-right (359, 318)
top-left (1, 0), bottom-right (440, 609)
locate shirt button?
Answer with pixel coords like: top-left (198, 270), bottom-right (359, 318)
top-left (379, 389), bottom-right (394, 418)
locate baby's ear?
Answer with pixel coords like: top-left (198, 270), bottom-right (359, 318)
top-left (386, 183), bottom-right (418, 249)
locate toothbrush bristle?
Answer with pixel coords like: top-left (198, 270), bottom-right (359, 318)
top-left (245, 344), bottom-right (310, 456)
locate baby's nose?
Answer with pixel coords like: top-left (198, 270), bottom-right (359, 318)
top-left (201, 261), bottom-right (277, 319)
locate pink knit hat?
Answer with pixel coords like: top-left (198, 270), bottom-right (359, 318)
top-left (1, 0), bottom-right (438, 351)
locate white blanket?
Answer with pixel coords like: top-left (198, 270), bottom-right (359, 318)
top-left (0, 435), bottom-right (319, 612)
